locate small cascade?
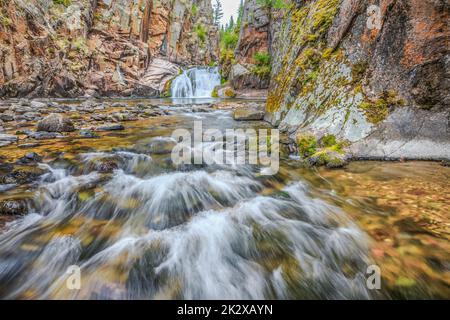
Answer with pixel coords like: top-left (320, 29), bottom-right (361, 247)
top-left (171, 67), bottom-right (221, 98)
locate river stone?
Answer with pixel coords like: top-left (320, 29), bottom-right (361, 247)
top-left (0, 134), bottom-right (18, 146)
top-left (0, 166), bottom-right (48, 185)
top-left (27, 131), bottom-right (64, 140)
top-left (233, 109), bottom-right (265, 121)
top-left (37, 113), bottom-right (75, 132)
top-left (17, 152), bottom-right (42, 165)
top-left (79, 129), bottom-right (99, 139)
top-left (0, 199), bottom-right (29, 216)
top-left (141, 137), bottom-right (177, 155)
top-left (96, 123), bottom-right (125, 131)
top-left (307, 150), bottom-right (348, 169)
top-left (30, 101), bottom-right (47, 109)
top-left (0, 111), bottom-right (14, 122)
top-left (97, 160), bottom-right (119, 173)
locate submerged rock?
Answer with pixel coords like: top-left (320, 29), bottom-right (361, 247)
top-left (96, 124), bottom-right (125, 131)
top-left (0, 166), bottom-right (48, 185)
top-left (140, 137), bottom-right (177, 155)
top-left (0, 134), bottom-right (18, 147)
top-left (233, 108), bottom-right (265, 121)
top-left (37, 113), bottom-right (75, 132)
top-left (27, 131), bottom-right (65, 140)
top-left (17, 152), bottom-right (42, 165)
top-left (97, 160), bottom-right (119, 173)
top-left (0, 199), bottom-right (29, 216)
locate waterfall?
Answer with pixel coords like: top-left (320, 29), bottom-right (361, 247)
top-left (171, 67), bottom-right (221, 98)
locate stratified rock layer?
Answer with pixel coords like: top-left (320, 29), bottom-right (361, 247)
top-left (263, 0), bottom-right (449, 160)
top-left (0, 0), bottom-right (219, 98)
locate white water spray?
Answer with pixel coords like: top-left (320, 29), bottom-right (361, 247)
top-left (171, 67), bottom-right (221, 98)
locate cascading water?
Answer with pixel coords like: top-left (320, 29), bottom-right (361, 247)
top-left (0, 104), bottom-right (447, 300)
top-left (171, 67), bottom-right (221, 98)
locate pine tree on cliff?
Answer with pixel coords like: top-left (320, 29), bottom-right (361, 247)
top-left (213, 0), bottom-right (224, 26)
top-left (237, 0), bottom-right (244, 28)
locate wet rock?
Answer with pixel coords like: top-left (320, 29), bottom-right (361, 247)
top-left (90, 114), bottom-right (108, 121)
top-left (18, 143), bottom-right (40, 149)
top-left (0, 134), bottom-right (18, 147)
top-left (0, 111), bottom-right (15, 122)
top-left (0, 199), bottom-right (29, 216)
top-left (233, 109), bottom-right (265, 121)
top-left (112, 113), bottom-right (138, 122)
top-left (23, 112), bottom-right (41, 121)
top-left (37, 113), bottom-right (75, 132)
top-left (27, 131), bottom-right (64, 140)
top-left (140, 137), bottom-right (177, 155)
top-left (0, 166), bottom-right (47, 185)
top-left (96, 123), bottom-right (125, 131)
top-left (307, 150), bottom-right (348, 169)
top-left (79, 129), bottom-right (99, 139)
top-left (30, 101), bottom-right (47, 109)
top-left (17, 152), bottom-right (42, 165)
top-left (97, 160), bottom-right (119, 173)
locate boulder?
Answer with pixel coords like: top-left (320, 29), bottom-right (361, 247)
top-left (215, 86), bottom-right (237, 98)
top-left (17, 152), bottom-right (42, 165)
top-left (233, 109), bottom-right (265, 121)
top-left (96, 124), bottom-right (125, 131)
top-left (30, 101), bottom-right (47, 109)
top-left (0, 199), bottom-right (29, 216)
top-left (37, 113), bottom-right (75, 132)
top-left (0, 134), bottom-right (18, 147)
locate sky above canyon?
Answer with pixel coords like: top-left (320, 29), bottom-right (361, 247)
top-left (213, 0), bottom-right (241, 26)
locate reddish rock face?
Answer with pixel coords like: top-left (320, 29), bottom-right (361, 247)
top-left (235, 0), bottom-right (271, 65)
top-left (0, 0), bottom-right (219, 98)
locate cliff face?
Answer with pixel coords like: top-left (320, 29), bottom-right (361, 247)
top-left (0, 0), bottom-right (218, 97)
top-left (264, 0), bottom-right (449, 160)
top-left (228, 0), bottom-right (271, 91)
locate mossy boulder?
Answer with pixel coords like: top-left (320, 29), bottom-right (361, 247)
top-left (308, 149), bottom-right (347, 169)
top-left (213, 85), bottom-right (237, 98)
top-left (296, 133), bottom-right (348, 168)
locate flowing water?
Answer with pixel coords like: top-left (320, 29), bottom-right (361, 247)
top-left (0, 99), bottom-right (448, 299)
top-left (171, 67), bottom-right (221, 99)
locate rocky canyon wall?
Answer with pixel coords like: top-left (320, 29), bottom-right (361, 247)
top-left (263, 0), bottom-right (449, 160)
top-left (0, 0), bottom-right (219, 97)
top-left (228, 0), bottom-right (271, 91)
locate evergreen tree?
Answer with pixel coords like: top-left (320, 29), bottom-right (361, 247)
top-left (228, 16), bottom-right (235, 31)
top-left (213, 0), bottom-right (224, 26)
top-left (236, 0), bottom-right (244, 29)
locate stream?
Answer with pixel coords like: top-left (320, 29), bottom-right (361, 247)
top-left (0, 98), bottom-right (448, 300)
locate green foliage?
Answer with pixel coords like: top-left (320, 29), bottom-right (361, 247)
top-left (297, 134), bottom-right (318, 158)
top-left (53, 0), bottom-right (72, 7)
top-left (195, 24), bottom-right (207, 44)
top-left (191, 4), bottom-right (198, 16)
top-left (221, 30), bottom-right (239, 50)
top-left (0, 13), bottom-right (11, 27)
top-left (320, 134), bottom-right (337, 148)
top-left (256, 0), bottom-right (287, 9)
top-left (251, 51), bottom-right (272, 80)
top-left (351, 61), bottom-right (369, 83)
top-left (359, 90), bottom-right (406, 124)
top-left (211, 87), bottom-right (219, 98)
top-left (254, 52), bottom-right (271, 66)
